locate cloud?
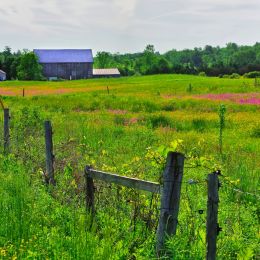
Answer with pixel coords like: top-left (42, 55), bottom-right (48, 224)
top-left (0, 0), bottom-right (259, 53)
top-left (113, 0), bottom-right (137, 16)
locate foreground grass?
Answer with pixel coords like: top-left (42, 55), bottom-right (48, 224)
top-left (0, 74), bottom-right (259, 259)
top-left (0, 156), bottom-right (157, 259)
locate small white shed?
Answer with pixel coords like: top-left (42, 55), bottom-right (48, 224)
top-left (0, 70), bottom-right (6, 81)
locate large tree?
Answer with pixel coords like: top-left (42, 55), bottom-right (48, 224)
top-left (94, 51), bottom-right (115, 68)
top-left (17, 52), bottom-right (43, 80)
top-left (0, 46), bottom-right (21, 79)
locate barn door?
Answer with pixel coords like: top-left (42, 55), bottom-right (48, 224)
top-left (72, 70), bottom-right (76, 80)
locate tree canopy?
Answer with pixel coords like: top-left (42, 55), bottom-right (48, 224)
top-left (94, 43), bottom-right (260, 77)
top-left (17, 51), bottom-right (43, 80)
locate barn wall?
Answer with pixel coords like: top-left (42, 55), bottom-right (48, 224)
top-left (41, 62), bottom-right (93, 80)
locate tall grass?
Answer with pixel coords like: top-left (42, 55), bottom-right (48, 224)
top-left (0, 74), bottom-right (259, 258)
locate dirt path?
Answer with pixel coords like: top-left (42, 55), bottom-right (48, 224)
top-left (0, 86), bottom-right (106, 96)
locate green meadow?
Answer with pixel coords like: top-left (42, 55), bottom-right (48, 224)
top-left (0, 74), bottom-right (259, 259)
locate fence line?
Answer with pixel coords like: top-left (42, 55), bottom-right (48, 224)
top-left (1, 113), bottom-right (230, 258)
top-left (86, 167), bottom-right (161, 194)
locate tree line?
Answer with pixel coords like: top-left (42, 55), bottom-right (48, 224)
top-left (1, 43), bottom-right (260, 80)
top-left (0, 47), bottom-right (43, 80)
top-left (95, 43), bottom-right (260, 77)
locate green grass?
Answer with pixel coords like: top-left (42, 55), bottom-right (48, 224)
top-left (0, 74), bottom-right (259, 259)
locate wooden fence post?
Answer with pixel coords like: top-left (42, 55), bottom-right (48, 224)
top-left (85, 166), bottom-right (95, 214)
top-left (22, 88), bottom-right (25, 97)
top-left (206, 172), bottom-right (220, 260)
top-left (44, 121), bottom-right (55, 185)
top-left (156, 152), bottom-right (185, 254)
top-left (4, 108), bottom-right (10, 154)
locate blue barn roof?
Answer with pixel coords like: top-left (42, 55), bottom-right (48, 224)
top-left (34, 49), bottom-right (93, 63)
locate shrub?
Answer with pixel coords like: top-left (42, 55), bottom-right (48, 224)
top-left (222, 74), bottom-right (230, 79)
top-left (198, 72), bottom-right (207, 77)
top-left (222, 73), bottom-right (240, 79)
top-left (229, 73), bottom-right (240, 79)
top-left (243, 71), bottom-right (260, 78)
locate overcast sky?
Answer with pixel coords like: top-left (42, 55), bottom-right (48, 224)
top-left (0, 0), bottom-right (260, 54)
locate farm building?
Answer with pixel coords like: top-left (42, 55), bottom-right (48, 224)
top-left (34, 49), bottom-right (93, 80)
top-left (0, 70), bottom-right (6, 81)
top-left (93, 68), bottom-right (121, 78)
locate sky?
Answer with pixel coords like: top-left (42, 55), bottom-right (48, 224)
top-left (0, 0), bottom-right (260, 54)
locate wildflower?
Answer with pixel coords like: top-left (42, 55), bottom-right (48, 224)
top-left (1, 249), bottom-right (7, 256)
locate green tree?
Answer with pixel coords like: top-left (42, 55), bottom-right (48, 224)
top-left (0, 46), bottom-right (21, 79)
top-left (136, 44), bottom-right (159, 74)
top-left (156, 57), bottom-right (171, 73)
top-left (17, 51), bottom-right (43, 80)
top-left (95, 51), bottom-right (114, 68)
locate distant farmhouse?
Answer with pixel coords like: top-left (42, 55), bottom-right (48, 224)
top-left (34, 49), bottom-right (93, 80)
top-left (34, 49), bottom-right (121, 80)
top-left (0, 70), bottom-right (6, 81)
top-left (93, 68), bottom-right (120, 78)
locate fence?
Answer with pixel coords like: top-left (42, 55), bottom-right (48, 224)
top-left (1, 107), bottom-right (225, 259)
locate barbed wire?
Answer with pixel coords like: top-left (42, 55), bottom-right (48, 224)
top-left (219, 173), bottom-right (260, 199)
top-left (223, 185), bottom-right (260, 199)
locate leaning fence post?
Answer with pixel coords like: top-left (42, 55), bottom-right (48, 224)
top-left (85, 166), bottom-right (95, 215)
top-left (156, 152), bottom-right (185, 254)
top-left (44, 121), bottom-right (55, 185)
top-left (4, 108), bottom-right (10, 154)
top-left (206, 171), bottom-right (220, 260)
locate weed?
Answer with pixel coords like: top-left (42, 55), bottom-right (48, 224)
top-left (218, 104), bottom-right (226, 155)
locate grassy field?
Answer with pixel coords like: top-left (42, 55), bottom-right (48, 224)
top-left (0, 74), bottom-right (259, 259)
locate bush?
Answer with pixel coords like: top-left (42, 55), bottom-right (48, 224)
top-left (221, 73), bottom-right (240, 79)
top-left (222, 74), bottom-right (230, 79)
top-left (229, 73), bottom-right (240, 79)
top-left (198, 72), bottom-right (207, 77)
top-left (243, 71), bottom-right (260, 78)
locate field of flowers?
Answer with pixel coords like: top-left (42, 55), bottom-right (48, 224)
top-left (0, 74), bottom-right (259, 259)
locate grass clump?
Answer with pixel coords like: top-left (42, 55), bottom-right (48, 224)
top-left (147, 114), bottom-right (173, 129)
